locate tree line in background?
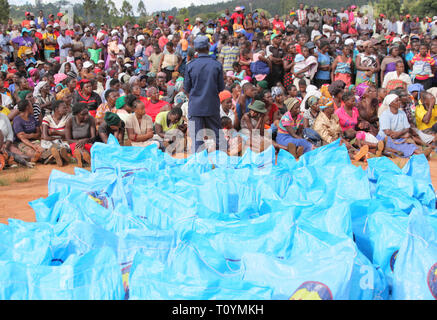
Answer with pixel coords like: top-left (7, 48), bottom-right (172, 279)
top-left (0, 0), bottom-right (435, 26)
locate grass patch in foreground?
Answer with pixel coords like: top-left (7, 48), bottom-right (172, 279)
top-left (14, 171), bottom-right (32, 183)
top-left (0, 178), bottom-right (10, 186)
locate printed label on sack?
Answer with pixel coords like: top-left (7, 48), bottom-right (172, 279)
top-left (87, 191), bottom-right (110, 209)
top-left (427, 262), bottom-right (437, 300)
top-left (289, 281), bottom-right (333, 300)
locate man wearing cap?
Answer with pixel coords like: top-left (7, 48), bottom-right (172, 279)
top-left (81, 27), bottom-right (95, 50)
top-left (42, 24), bottom-right (57, 61)
top-left (231, 7), bottom-right (245, 25)
top-left (57, 27), bottom-right (72, 64)
top-left (191, 18), bottom-right (204, 37)
top-left (184, 35), bottom-right (225, 153)
top-left (22, 12), bottom-right (32, 29)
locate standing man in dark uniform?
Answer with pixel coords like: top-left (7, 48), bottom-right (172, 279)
top-left (184, 35), bottom-right (225, 153)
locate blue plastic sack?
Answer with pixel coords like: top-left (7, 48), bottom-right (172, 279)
top-left (392, 209), bottom-right (437, 299)
top-left (0, 247), bottom-right (124, 300)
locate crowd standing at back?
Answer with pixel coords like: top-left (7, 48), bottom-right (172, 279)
top-left (0, 5), bottom-right (437, 170)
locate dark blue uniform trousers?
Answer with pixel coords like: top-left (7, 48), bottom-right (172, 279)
top-left (188, 115), bottom-right (226, 154)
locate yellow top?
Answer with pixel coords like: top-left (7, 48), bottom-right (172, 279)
top-left (42, 32), bottom-right (57, 51)
top-left (415, 102), bottom-right (437, 131)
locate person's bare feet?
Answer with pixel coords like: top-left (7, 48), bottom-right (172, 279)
top-left (50, 147), bottom-right (63, 167)
top-left (423, 147), bottom-right (433, 160)
top-left (82, 151), bottom-right (91, 165)
top-left (296, 146), bottom-right (304, 159)
top-left (31, 150), bottom-right (42, 163)
top-left (287, 143), bottom-right (297, 159)
top-left (73, 149), bottom-right (83, 168)
top-left (376, 140), bottom-right (385, 157)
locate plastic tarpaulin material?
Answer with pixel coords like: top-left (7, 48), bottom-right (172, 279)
top-left (0, 136), bottom-right (435, 299)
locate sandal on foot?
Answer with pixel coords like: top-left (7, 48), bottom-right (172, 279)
top-left (354, 145), bottom-right (369, 162)
top-left (73, 149), bottom-right (83, 168)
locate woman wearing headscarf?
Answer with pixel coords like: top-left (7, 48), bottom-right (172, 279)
top-left (56, 76), bottom-right (77, 101)
top-left (113, 95), bottom-right (134, 124)
top-left (27, 68), bottom-right (40, 89)
top-left (303, 95), bottom-right (320, 129)
top-left (64, 103), bottom-right (96, 167)
top-left (377, 93), bottom-right (432, 158)
top-left (97, 111), bottom-right (125, 145)
top-left (54, 73), bottom-right (68, 95)
top-left (407, 83), bottom-right (424, 106)
top-left (34, 81), bottom-right (55, 116)
top-left (313, 97), bottom-right (343, 145)
top-left (355, 40), bottom-right (379, 86)
top-left (59, 61), bottom-right (79, 75)
top-left (276, 97), bottom-right (313, 158)
top-left (271, 86), bottom-right (287, 116)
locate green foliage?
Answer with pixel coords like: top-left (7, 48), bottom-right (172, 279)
top-left (375, 0), bottom-right (402, 18)
top-left (0, 0), bottom-right (9, 24)
top-left (409, 0), bottom-right (437, 17)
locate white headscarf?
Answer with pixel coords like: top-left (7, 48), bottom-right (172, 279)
top-left (33, 81), bottom-right (48, 97)
top-left (378, 93), bottom-right (399, 117)
top-left (59, 61), bottom-right (78, 75)
top-left (383, 93), bottom-right (399, 107)
top-left (300, 85), bottom-right (321, 112)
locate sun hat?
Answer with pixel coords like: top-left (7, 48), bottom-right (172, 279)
top-left (248, 100), bottom-right (267, 113)
top-left (219, 90), bottom-right (232, 102)
top-left (54, 73), bottom-right (67, 84)
top-left (284, 97), bottom-right (300, 111)
top-left (83, 61), bottom-right (93, 69)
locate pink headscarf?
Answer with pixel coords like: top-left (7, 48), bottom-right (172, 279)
top-left (54, 73), bottom-right (67, 84)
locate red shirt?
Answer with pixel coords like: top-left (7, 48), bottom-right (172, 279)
top-left (231, 12), bottom-right (244, 23)
top-left (273, 19), bottom-right (285, 31)
top-left (295, 44), bottom-right (302, 54)
top-left (348, 27), bottom-right (358, 36)
top-left (66, 30), bottom-right (75, 37)
top-left (144, 99), bottom-right (169, 121)
top-left (267, 103), bottom-right (279, 124)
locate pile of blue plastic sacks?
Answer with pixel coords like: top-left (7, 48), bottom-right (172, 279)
top-left (1, 135), bottom-right (436, 300)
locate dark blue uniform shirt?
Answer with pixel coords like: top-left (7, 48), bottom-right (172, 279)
top-left (184, 53), bottom-right (225, 117)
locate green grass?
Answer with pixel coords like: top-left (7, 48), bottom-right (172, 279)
top-left (14, 171), bottom-right (32, 183)
top-left (0, 178), bottom-right (10, 186)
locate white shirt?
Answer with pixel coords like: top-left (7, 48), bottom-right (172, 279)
top-left (378, 108), bottom-right (410, 138)
top-left (396, 21), bottom-right (404, 34)
top-left (0, 112), bottom-right (13, 142)
top-left (57, 35), bottom-right (72, 58)
top-left (1, 93), bottom-right (12, 108)
top-left (220, 105), bottom-right (236, 126)
top-left (382, 71), bottom-right (412, 89)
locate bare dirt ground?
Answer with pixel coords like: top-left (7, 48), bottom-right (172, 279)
top-left (0, 153), bottom-right (436, 225)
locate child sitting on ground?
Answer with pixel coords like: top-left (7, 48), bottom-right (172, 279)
top-left (342, 128), bottom-right (402, 161)
top-left (221, 116), bottom-right (243, 156)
